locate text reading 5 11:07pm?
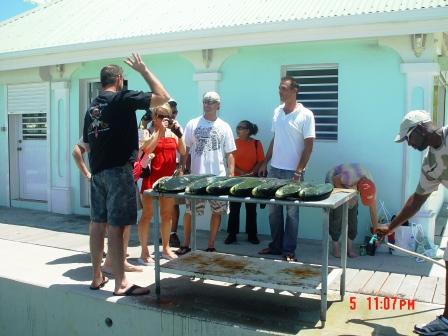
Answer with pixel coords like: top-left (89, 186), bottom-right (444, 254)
top-left (349, 296), bottom-right (416, 310)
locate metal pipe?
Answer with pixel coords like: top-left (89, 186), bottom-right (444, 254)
top-left (385, 242), bottom-right (446, 268)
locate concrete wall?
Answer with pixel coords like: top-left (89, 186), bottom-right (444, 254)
top-left (0, 278), bottom-right (258, 336)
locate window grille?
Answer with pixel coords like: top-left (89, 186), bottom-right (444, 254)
top-left (285, 66), bottom-right (338, 141)
top-left (22, 113), bottom-right (47, 140)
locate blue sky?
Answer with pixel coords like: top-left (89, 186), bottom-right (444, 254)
top-left (0, 0), bottom-right (41, 22)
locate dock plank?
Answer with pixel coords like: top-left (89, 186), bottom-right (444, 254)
top-left (433, 277), bottom-right (446, 305)
top-left (329, 268), bottom-right (359, 291)
top-left (346, 270), bottom-right (374, 293)
top-left (396, 275), bottom-right (421, 299)
top-left (360, 271), bottom-right (389, 296)
top-left (415, 277), bottom-right (438, 303)
top-left (378, 273), bottom-right (405, 297)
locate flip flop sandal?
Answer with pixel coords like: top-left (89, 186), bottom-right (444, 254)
top-left (113, 284), bottom-right (150, 296)
top-left (175, 246), bottom-right (191, 255)
top-left (205, 247), bottom-right (216, 252)
top-left (89, 276), bottom-right (109, 290)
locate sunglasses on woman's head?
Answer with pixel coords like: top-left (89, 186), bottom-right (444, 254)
top-left (236, 126), bottom-right (248, 130)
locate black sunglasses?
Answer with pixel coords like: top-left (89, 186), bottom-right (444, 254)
top-left (156, 114), bottom-right (170, 119)
top-left (236, 126), bottom-right (248, 130)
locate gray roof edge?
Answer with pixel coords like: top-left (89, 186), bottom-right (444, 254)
top-left (0, 8), bottom-right (447, 71)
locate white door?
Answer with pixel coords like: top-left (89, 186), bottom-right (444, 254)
top-left (7, 83), bottom-right (49, 203)
top-left (79, 81), bottom-right (102, 207)
top-left (17, 113), bottom-right (48, 201)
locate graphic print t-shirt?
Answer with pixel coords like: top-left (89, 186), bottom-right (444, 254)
top-left (82, 90), bottom-right (151, 174)
top-left (184, 116), bottom-right (236, 176)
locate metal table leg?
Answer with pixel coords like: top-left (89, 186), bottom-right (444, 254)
top-left (320, 208), bottom-right (330, 326)
top-left (191, 199), bottom-right (197, 250)
top-left (340, 203), bottom-right (348, 300)
top-left (153, 197), bottom-right (161, 301)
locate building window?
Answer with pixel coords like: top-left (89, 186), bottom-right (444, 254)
top-left (284, 65), bottom-right (339, 141)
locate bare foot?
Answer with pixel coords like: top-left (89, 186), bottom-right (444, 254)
top-left (137, 256), bottom-right (155, 266)
top-left (332, 242), bottom-right (341, 258)
top-left (162, 249), bottom-right (178, 260)
top-left (90, 275), bottom-right (108, 289)
top-left (113, 283), bottom-right (150, 296)
top-left (348, 249), bottom-right (358, 258)
top-left (101, 262), bottom-right (143, 275)
top-left (124, 260), bottom-right (143, 272)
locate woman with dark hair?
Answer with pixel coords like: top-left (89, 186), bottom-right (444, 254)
top-left (225, 120), bottom-right (265, 244)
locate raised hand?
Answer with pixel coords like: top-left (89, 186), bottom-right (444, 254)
top-left (124, 53), bottom-right (147, 74)
top-left (169, 120), bottom-right (183, 138)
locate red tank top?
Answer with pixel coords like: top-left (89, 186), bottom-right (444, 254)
top-left (141, 137), bottom-right (177, 191)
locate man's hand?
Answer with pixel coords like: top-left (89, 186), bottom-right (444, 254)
top-left (124, 53), bottom-right (147, 74)
top-left (258, 161), bottom-right (268, 177)
top-left (375, 225), bottom-right (391, 240)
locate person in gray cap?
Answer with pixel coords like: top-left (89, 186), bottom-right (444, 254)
top-left (376, 110), bottom-right (448, 335)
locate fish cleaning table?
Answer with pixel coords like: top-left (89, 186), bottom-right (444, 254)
top-left (145, 189), bottom-right (357, 326)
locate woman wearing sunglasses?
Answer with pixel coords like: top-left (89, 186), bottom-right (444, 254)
top-left (225, 120), bottom-right (265, 245)
top-left (138, 103), bottom-right (186, 262)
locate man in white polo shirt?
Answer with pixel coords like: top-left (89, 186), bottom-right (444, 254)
top-left (258, 76), bottom-right (315, 261)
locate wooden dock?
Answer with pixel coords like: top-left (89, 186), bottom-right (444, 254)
top-left (329, 268), bottom-right (445, 304)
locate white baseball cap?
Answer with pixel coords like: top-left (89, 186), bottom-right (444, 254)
top-left (394, 110), bottom-right (431, 143)
top-left (203, 91), bottom-right (221, 103)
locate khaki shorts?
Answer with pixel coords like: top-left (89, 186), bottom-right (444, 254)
top-left (185, 199), bottom-right (228, 216)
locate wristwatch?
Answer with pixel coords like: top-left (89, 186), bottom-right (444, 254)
top-left (294, 169), bottom-right (304, 177)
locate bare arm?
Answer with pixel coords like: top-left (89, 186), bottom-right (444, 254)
top-left (258, 137), bottom-right (274, 177)
top-left (293, 137), bottom-right (314, 181)
top-left (177, 136), bottom-right (186, 156)
top-left (226, 152), bottom-right (235, 177)
top-left (124, 53), bottom-right (170, 107)
top-left (72, 145), bottom-right (91, 179)
top-left (180, 150), bottom-right (190, 174)
top-left (368, 203), bottom-right (379, 231)
top-left (141, 130), bottom-right (161, 154)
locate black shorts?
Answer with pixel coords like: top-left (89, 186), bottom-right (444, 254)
top-left (90, 164), bottom-right (137, 226)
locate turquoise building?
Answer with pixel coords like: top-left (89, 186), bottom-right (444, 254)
top-left (0, 0), bottom-right (447, 242)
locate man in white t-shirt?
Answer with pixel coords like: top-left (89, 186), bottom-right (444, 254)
top-left (175, 91), bottom-right (236, 255)
top-left (258, 76), bottom-right (316, 261)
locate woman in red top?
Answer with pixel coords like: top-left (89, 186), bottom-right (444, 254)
top-left (138, 103), bottom-right (186, 263)
top-left (225, 120), bottom-right (265, 245)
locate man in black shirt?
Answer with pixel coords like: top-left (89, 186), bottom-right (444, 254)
top-left (83, 53), bottom-right (169, 296)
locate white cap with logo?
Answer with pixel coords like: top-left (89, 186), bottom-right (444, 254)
top-left (394, 110), bottom-right (431, 143)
